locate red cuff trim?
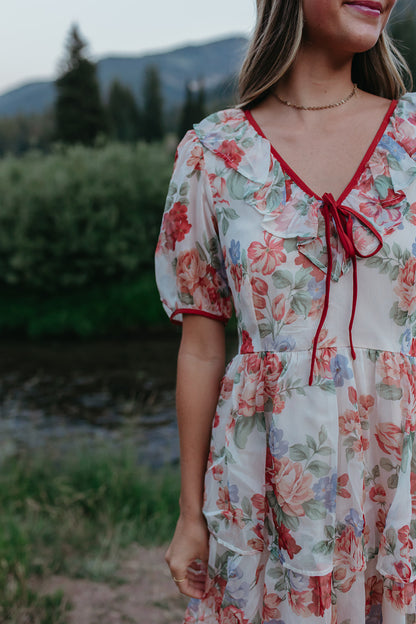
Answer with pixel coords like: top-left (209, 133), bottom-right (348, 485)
top-left (170, 308), bottom-right (229, 325)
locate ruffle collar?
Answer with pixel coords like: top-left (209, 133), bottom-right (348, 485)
top-left (194, 98), bottom-right (416, 280)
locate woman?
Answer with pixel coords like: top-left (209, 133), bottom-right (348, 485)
top-left (155, 1), bottom-right (416, 622)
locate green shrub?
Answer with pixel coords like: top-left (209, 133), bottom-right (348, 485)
top-left (0, 141), bottom-right (173, 292)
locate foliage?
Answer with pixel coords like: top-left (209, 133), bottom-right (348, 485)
top-left (0, 141), bottom-right (173, 293)
top-left (142, 65), bottom-right (164, 142)
top-left (0, 444), bottom-right (180, 619)
top-left (178, 81), bottom-right (206, 138)
top-left (0, 274), bottom-right (168, 338)
top-left (107, 80), bottom-right (142, 142)
top-left (389, 0), bottom-right (416, 88)
top-left (54, 25), bottom-right (107, 145)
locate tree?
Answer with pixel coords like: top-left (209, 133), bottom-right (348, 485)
top-left (141, 65), bottom-right (164, 142)
top-left (107, 80), bottom-right (141, 142)
top-left (178, 80), bottom-right (206, 138)
top-left (54, 24), bottom-right (107, 145)
top-left (389, 0), bottom-right (416, 87)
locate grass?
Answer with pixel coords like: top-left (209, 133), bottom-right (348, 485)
top-left (0, 442), bottom-right (180, 622)
top-left (0, 273), bottom-right (168, 338)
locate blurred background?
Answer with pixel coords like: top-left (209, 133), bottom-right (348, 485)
top-left (0, 1), bottom-right (414, 622)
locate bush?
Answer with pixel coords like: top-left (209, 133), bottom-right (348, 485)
top-left (0, 141), bottom-right (173, 292)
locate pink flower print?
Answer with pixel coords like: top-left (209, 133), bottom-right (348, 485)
top-left (240, 330), bottom-right (253, 354)
top-left (161, 202), bottom-right (191, 251)
top-left (186, 143), bottom-right (204, 170)
top-left (395, 257), bottom-right (416, 316)
top-left (263, 591), bottom-right (282, 620)
top-left (339, 409), bottom-right (360, 436)
top-left (248, 232), bottom-right (286, 275)
top-left (251, 276), bottom-right (268, 295)
top-left (411, 472), bottom-right (416, 515)
top-left (176, 248), bottom-right (207, 295)
top-left (369, 484), bottom-right (386, 503)
top-left (271, 456), bottom-right (314, 517)
top-left (278, 523), bottom-right (301, 560)
top-left (208, 172), bottom-right (227, 199)
top-left (334, 525), bottom-right (365, 572)
top-left (218, 140), bottom-right (245, 169)
top-left (221, 606), bottom-right (250, 624)
top-left (365, 575), bottom-right (384, 614)
top-left (376, 351), bottom-right (403, 387)
top-left (271, 294), bottom-right (285, 321)
top-left (375, 423), bottom-right (403, 462)
top-left (230, 263), bottom-right (243, 292)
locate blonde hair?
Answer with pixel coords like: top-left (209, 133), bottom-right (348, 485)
top-left (239, 0), bottom-right (411, 108)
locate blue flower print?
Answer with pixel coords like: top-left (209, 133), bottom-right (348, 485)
top-left (307, 277), bottom-right (325, 300)
top-left (366, 604), bottom-right (382, 624)
top-left (412, 237), bottom-right (416, 258)
top-left (229, 239), bottom-right (241, 265)
top-left (330, 354), bottom-right (353, 387)
top-left (275, 335), bottom-right (296, 352)
top-left (287, 570), bottom-right (310, 592)
top-left (379, 135), bottom-right (409, 161)
top-left (225, 558), bottom-right (250, 608)
top-left (228, 483), bottom-right (239, 504)
top-left (345, 508), bottom-right (364, 537)
top-left (401, 328), bottom-right (412, 354)
top-left (269, 426), bottom-right (289, 459)
top-left (312, 473), bottom-right (337, 513)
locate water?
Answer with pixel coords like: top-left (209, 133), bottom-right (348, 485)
top-left (0, 331), bottom-right (182, 467)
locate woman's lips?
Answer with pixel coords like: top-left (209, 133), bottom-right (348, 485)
top-left (344, 1), bottom-right (382, 16)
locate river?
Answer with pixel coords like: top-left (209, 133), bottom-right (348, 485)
top-left (0, 330), bottom-right (237, 467)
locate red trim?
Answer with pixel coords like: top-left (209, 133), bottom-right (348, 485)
top-left (170, 308), bottom-right (229, 325)
top-left (244, 99), bottom-right (398, 205)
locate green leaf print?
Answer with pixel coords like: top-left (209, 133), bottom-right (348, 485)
top-left (306, 435), bottom-right (318, 452)
top-left (387, 473), bottom-right (399, 489)
top-left (317, 446), bottom-right (333, 456)
top-left (376, 382), bottom-right (403, 401)
top-left (289, 443), bottom-right (311, 462)
top-left (365, 256), bottom-right (384, 269)
top-left (308, 460), bottom-right (331, 478)
top-left (241, 496), bottom-right (252, 517)
top-left (312, 539), bottom-right (334, 556)
top-left (222, 217), bottom-right (229, 236)
top-left (392, 242), bottom-right (402, 261)
top-left (410, 519), bottom-right (416, 540)
top-left (179, 292), bottom-right (193, 305)
top-left (380, 457), bottom-right (394, 472)
top-left (303, 499), bottom-right (327, 520)
top-left (234, 416), bottom-right (256, 449)
top-left (401, 433), bottom-right (414, 473)
top-left (272, 269), bottom-right (293, 289)
top-left (228, 170), bottom-right (247, 200)
top-left (223, 206), bottom-right (239, 220)
top-left (389, 265), bottom-right (400, 281)
top-left (283, 238), bottom-right (298, 253)
top-left (319, 426), bottom-right (328, 445)
top-left (290, 292), bottom-right (312, 318)
top-left (294, 267), bottom-right (312, 290)
top-left (374, 175), bottom-right (392, 200)
top-left (195, 241), bottom-right (208, 263)
top-left (367, 349), bottom-right (381, 363)
top-left (179, 181), bottom-right (189, 197)
top-left (259, 323), bottom-right (273, 338)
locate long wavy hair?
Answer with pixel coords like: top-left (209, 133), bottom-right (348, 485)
top-left (238, 0), bottom-right (411, 108)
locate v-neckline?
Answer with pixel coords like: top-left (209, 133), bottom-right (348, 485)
top-left (244, 99), bottom-right (398, 205)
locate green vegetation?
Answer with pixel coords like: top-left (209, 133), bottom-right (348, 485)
top-left (0, 140), bottom-right (173, 337)
top-left (0, 443), bottom-right (180, 622)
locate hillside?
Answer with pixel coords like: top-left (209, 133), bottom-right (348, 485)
top-left (0, 36), bottom-right (248, 118)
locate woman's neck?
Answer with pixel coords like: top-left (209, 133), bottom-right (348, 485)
top-left (277, 46), bottom-right (355, 109)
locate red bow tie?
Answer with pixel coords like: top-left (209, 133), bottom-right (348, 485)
top-left (309, 193), bottom-right (383, 386)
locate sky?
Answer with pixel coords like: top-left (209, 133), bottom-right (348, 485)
top-left (0, 0), bottom-right (256, 95)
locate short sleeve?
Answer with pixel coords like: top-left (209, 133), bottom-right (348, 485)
top-left (155, 130), bottom-right (233, 324)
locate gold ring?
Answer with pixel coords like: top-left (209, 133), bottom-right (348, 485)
top-left (172, 576), bottom-right (186, 583)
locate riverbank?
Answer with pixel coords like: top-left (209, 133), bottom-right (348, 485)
top-left (0, 443), bottom-right (181, 623)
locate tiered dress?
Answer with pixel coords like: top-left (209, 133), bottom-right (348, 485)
top-left (155, 93), bottom-right (416, 623)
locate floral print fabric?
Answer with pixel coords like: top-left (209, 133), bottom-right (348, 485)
top-left (155, 93), bottom-right (416, 623)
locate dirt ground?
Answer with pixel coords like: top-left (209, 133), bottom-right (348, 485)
top-left (33, 545), bottom-right (188, 624)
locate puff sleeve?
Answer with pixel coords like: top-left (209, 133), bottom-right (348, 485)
top-left (155, 130), bottom-right (233, 324)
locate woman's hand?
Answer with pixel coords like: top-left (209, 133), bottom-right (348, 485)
top-left (165, 513), bottom-right (210, 599)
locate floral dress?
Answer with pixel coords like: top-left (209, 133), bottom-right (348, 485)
top-left (155, 93), bottom-right (416, 624)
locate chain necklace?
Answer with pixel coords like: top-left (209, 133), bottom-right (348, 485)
top-left (273, 84), bottom-right (358, 111)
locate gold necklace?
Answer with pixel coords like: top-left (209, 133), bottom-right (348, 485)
top-left (273, 84), bottom-right (358, 111)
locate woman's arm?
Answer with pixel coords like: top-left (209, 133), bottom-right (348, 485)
top-left (165, 314), bottom-right (226, 599)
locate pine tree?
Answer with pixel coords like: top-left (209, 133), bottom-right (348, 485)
top-left (141, 65), bottom-right (164, 142)
top-left (54, 24), bottom-right (107, 145)
top-left (178, 80), bottom-right (206, 138)
top-left (107, 80), bottom-right (141, 142)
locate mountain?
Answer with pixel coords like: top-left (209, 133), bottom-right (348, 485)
top-left (0, 36), bottom-right (248, 118)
